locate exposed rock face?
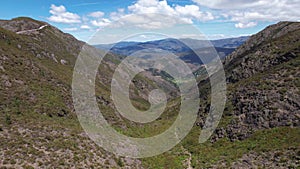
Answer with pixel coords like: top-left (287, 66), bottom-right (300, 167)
top-left (207, 22), bottom-right (300, 142)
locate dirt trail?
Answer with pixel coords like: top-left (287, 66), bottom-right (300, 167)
top-left (16, 25), bottom-right (48, 34)
top-left (182, 146), bottom-right (193, 169)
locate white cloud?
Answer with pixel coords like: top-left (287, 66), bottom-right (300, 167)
top-left (80, 25), bottom-right (91, 29)
top-left (48, 4), bottom-right (81, 23)
top-left (235, 22), bottom-right (257, 28)
top-left (117, 13), bottom-right (180, 29)
top-left (88, 11), bottom-right (105, 18)
top-left (106, 0), bottom-right (215, 29)
top-left (192, 0), bottom-right (266, 9)
top-left (128, 0), bottom-right (176, 15)
top-left (55, 0), bottom-right (213, 30)
top-left (110, 8), bottom-right (125, 21)
top-left (193, 0), bottom-right (300, 28)
top-left (127, 0), bottom-right (215, 21)
top-left (91, 18), bottom-right (111, 27)
top-left (175, 5), bottom-right (214, 21)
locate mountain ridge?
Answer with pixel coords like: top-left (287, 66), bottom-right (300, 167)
top-left (94, 36), bottom-right (249, 65)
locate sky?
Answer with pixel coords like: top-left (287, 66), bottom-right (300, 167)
top-left (1, 0), bottom-right (299, 44)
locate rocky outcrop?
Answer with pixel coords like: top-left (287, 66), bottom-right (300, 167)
top-left (0, 17), bottom-right (45, 33)
top-left (208, 22), bottom-right (300, 142)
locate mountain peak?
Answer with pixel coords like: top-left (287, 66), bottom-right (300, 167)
top-left (0, 17), bottom-right (47, 33)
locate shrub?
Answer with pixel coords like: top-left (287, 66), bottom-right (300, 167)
top-left (117, 158), bottom-right (124, 167)
top-left (5, 114), bottom-right (12, 125)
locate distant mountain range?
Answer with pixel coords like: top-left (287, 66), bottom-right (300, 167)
top-left (94, 36), bottom-right (249, 64)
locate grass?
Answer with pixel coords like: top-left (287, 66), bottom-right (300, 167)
top-left (140, 126), bottom-right (300, 168)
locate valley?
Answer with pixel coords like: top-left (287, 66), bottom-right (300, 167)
top-left (0, 17), bottom-right (299, 168)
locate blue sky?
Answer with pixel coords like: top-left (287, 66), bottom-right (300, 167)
top-left (1, 0), bottom-right (299, 43)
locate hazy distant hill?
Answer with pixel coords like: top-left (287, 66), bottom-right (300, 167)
top-left (95, 36), bottom-right (249, 64)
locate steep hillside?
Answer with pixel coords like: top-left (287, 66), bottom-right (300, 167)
top-left (220, 22), bottom-right (300, 140)
top-left (0, 18), bottom-right (78, 119)
top-left (0, 17), bottom-right (185, 168)
top-left (185, 21), bottom-right (300, 168)
top-left (0, 17), bottom-right (147, 168)
top-left (139, 21), bottom-right (299, 168)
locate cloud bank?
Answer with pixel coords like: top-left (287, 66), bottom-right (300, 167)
top-left (48, 4), bottom-right (81, 24)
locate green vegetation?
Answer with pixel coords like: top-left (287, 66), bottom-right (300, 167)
top-left (139, 126), bottom-right (300, 168)
top-left (0, 18), bottom-right (299, 168)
